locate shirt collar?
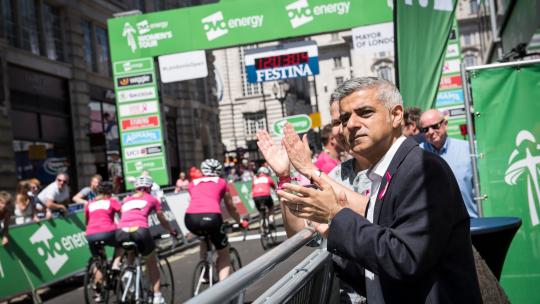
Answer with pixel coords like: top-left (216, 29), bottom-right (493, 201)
top-left (368, 136), bottom-right (407, 181)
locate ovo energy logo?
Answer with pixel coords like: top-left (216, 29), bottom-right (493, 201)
top-left (505, 130), bottom-right (540, 226)
top-left (30, 225), bottom-right (68, 275)
top-left (122, 19), bottom-right (173, 53)
top-left (285, 0), bottom-right (351, 29)
top-left (201, 11), bottom-right (264, 41)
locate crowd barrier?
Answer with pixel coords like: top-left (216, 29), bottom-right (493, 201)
top-left (0, 180), bottom-right (269, 302)
top-left (185, 228), bottom-right (336, 304)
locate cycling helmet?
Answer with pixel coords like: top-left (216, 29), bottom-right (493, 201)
top-left (200, 159), bottom-right (222, 176)
top-left (134, 175), bottom-right (153, 189)
top-left (97, 181), bottom-right (114, 196)
top-left (257, 167), bottom-right (270, 175)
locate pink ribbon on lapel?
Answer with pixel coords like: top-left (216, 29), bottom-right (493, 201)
top-left (378, 171), bottom-right (392, 200)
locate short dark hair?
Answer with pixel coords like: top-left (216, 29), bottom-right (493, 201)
top-left (404, 107), bottom-right (422, 126)
top-left (321, 124), bottom-right (333, 146)
top-left (333, 77), bottom-right (402, 109)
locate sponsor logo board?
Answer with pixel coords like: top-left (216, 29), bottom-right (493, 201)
top-left (117, 86), bottom-right (157, 103)
top-left (442, 59), bottom-right (461, 74)
top-left (125, 156), bottom-right (166, 174)
top-left (117, 73), bottom-right (154, 88)
top-left (124, 144), bottom-right (163, 160)
top-left (121, 115), bottom-right (160, 131)
top-left (122, 20), bottom-right (173, 53)
top-left (352, 22), bottom-right (394, 55)
top-left (158, 50), bottom-right (208, 83)
top-left (439, 75), bottom-right (462, 90)
top-left (122, 129), bottom-right (162, 146)
top-left (118, 101), bottom-right (159, 117)
top-left (436, 89), bottom-right (464, 107)
top-left (285, 0), bottom-right (351, 29)
top-left (201, 11), bottom-right (264, 41)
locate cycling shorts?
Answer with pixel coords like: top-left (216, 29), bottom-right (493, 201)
top-left (184, 213), bottom-right (228, 250)
top-left (86, 231), bottom-right (117, 257)
top-left (115, 227), bottom-right (155, 256)
top-left (253, 196), bottom-right (274, 213)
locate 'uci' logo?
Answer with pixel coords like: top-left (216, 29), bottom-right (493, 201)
top-left (286, 0), bottom-right (313, 29)
top-left (201, 11), bottom-right (229, 41)
top-left (30, 225), bottom-right (69, 275)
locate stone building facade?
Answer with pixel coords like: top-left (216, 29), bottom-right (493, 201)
top-left (0, 0), bottom-right (221, 192)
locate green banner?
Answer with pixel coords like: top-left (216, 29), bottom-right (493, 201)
top-left (471, 63), bottom-right (540, 304)
top-left (395, 0), bottom-right (457, 110)
top-left (114, 58), bottom-right (169, 187)
top-left (107, 0), bottom-right (391, 62)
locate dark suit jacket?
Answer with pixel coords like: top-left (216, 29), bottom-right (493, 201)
top-left (328, 138), bottom-right (481, 304)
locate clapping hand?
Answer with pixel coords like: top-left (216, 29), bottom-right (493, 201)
top-left (256, 129), bottom-right (290, 177)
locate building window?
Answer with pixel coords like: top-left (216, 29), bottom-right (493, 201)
top-left (333, 57), bottom-right (343, 68)
top-left (376, 65), bottom-right (395, 83)
top-left (240, 46), bottom-right (261, 96)
top-left (463, 54), bottom-right (478, 67)
top-left (244, 111), bottom-right (266, 136)
top-left (1, 0), bottom-right (17, 45)
top-left (20, 0), bottom-right (40, 55)
top-left (469, 0), bottom-right (478, 14)
top-left (43, 3), bottom-right (63, 61)
top-left (82, 20), bottom-right (96, 72)
top-left (96, 26), bottom-right (111, 76)
top-left (335, 76), bottom-right (344, 86)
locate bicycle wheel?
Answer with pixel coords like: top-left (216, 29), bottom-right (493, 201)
top-left (268, 220), bottom-right (278, 246)
top-left (158, 257), bottom-right (174, 304)
top-left (191, 260), bottom-right (211, 296)
top-left (259, 217), bottom-right (271, 250)
top-left (116, 267), bottom-right (136, 304)
top-left (84, 258), bottom-right (110, 304)
top-left (229, 247), bottom-right (242, 271)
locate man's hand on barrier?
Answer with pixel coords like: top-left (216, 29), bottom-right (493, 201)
top-left (256, 129), bottom-right (290, 177)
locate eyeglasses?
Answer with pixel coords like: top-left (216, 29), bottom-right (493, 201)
top-left (420, 120), bottom-right (446, 133)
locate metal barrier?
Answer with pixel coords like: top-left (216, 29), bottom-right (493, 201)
top-left (185, 227), bottom-right (335, 304)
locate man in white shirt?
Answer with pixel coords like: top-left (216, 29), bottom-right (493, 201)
top-left (37, 172), bottom-right (71, 214)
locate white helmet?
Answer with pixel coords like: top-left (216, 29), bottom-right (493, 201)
top-left (257, 167), bottom-right (270, 175)
top-left (134, 175), bottom-right (153, 189)
top-left (201, 159), bottom-right (222, 176)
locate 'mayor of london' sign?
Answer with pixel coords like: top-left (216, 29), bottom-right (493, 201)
top-left (244, 41), bottom-right (319, 83)
top-left (352, 22), bottom-right (394, 55)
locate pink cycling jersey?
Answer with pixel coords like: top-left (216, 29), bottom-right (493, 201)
top-left (315, 151), bottom-right (340, 174)
top-left (118, 192), bottom-right (161, 229)
top-left (85, 198), bottom-right (122, 235)
top-left (252, 174), bottom-right (276, 198)
top-left (186, 176), bottom-right (228, 214)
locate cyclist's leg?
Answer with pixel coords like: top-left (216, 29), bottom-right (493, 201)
top-left (206, 214), bottom-right (231, 281)
top-left (185, 213), bottom-right (209, 260)
top-left (86, 231), bottom-right (114, 284)
top-left (265, 197), bottom-right (275, 227)
top-left (216, 245), bottom-right (231, 280)
top-left (146, 252), bottom-right (161, 294)
top-left (133, 228), bottom-right (160, 293)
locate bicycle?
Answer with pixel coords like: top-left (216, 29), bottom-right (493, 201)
top-left (116, 234), bottom-right (175, 304)
top-left (259, 204), bottom-right (277, 250)
top-left (191, 223), bottom-right (245, 296)
top-left (83, 241), bottom-right (118, 304)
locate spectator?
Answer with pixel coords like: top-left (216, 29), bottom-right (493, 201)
top-left (27, 178), bottom-right (48, 219)
top-left (226, 168), bottom-right (239, 183)
top-left (274, 77), bottom-right (481, 303)
top-left (0, 191), bottom-right (13, 246)
top-left (420, 109), bottom-right (477, 218)
top-left (402, 107), bottom-right (425, 144)
top-left (174, 172), bottom-right (189, 193)
top-left (14, 181), bottom-right (39, 225)
top-left (314, 124), bottom-right (342, 174)
top-left (37, 172), bottom-right (70, 214)
top-left (240, 159), bottom-right (254, 181)
top-left (73, 174), bottom-right (102, 205)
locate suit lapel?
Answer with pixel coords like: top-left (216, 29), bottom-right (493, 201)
top-left (373, 138), bottom-right (418, 224)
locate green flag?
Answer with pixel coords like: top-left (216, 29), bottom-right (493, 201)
top-left (394, 0), bottom-right (457, 110)
top-left (471, 63), bottom-right (540, 304)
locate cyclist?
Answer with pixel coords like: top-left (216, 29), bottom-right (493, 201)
top-left (84, 181), bottom-right (122, 302)
top-left (115, 175), bottom-right (177, 304)
top-left (185, 159), bottom-right (248, 282)
top-left (252, 167), bottom-right (277, 226)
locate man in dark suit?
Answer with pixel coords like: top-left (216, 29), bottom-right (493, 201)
top-left (277, 77), bottom-right (481, 303)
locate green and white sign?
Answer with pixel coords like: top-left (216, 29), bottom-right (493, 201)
top-left (108, 0), bottom-right (391, 62)
top-left (471, 62), bottom-right (540, 304)
top-left (273, 114), bottom-right (312, 135)
top-left (114, 57), bottom-right (169, 187)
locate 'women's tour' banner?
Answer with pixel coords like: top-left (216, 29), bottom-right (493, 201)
top-left (471, 62), bottom-right (540, 304)
top-left (394, 0), bottom-right (457, 110)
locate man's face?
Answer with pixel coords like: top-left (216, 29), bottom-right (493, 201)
top-left (339, 88), bottom-right (402, 161)
top-left (56, 174), bottom-right (68, 190)
top-left (420, 111), bottom-right (448, 149)
top-left (330, 102), bottom-right (349, 152)
top-left (90, 178), bottom-right (100, 190)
